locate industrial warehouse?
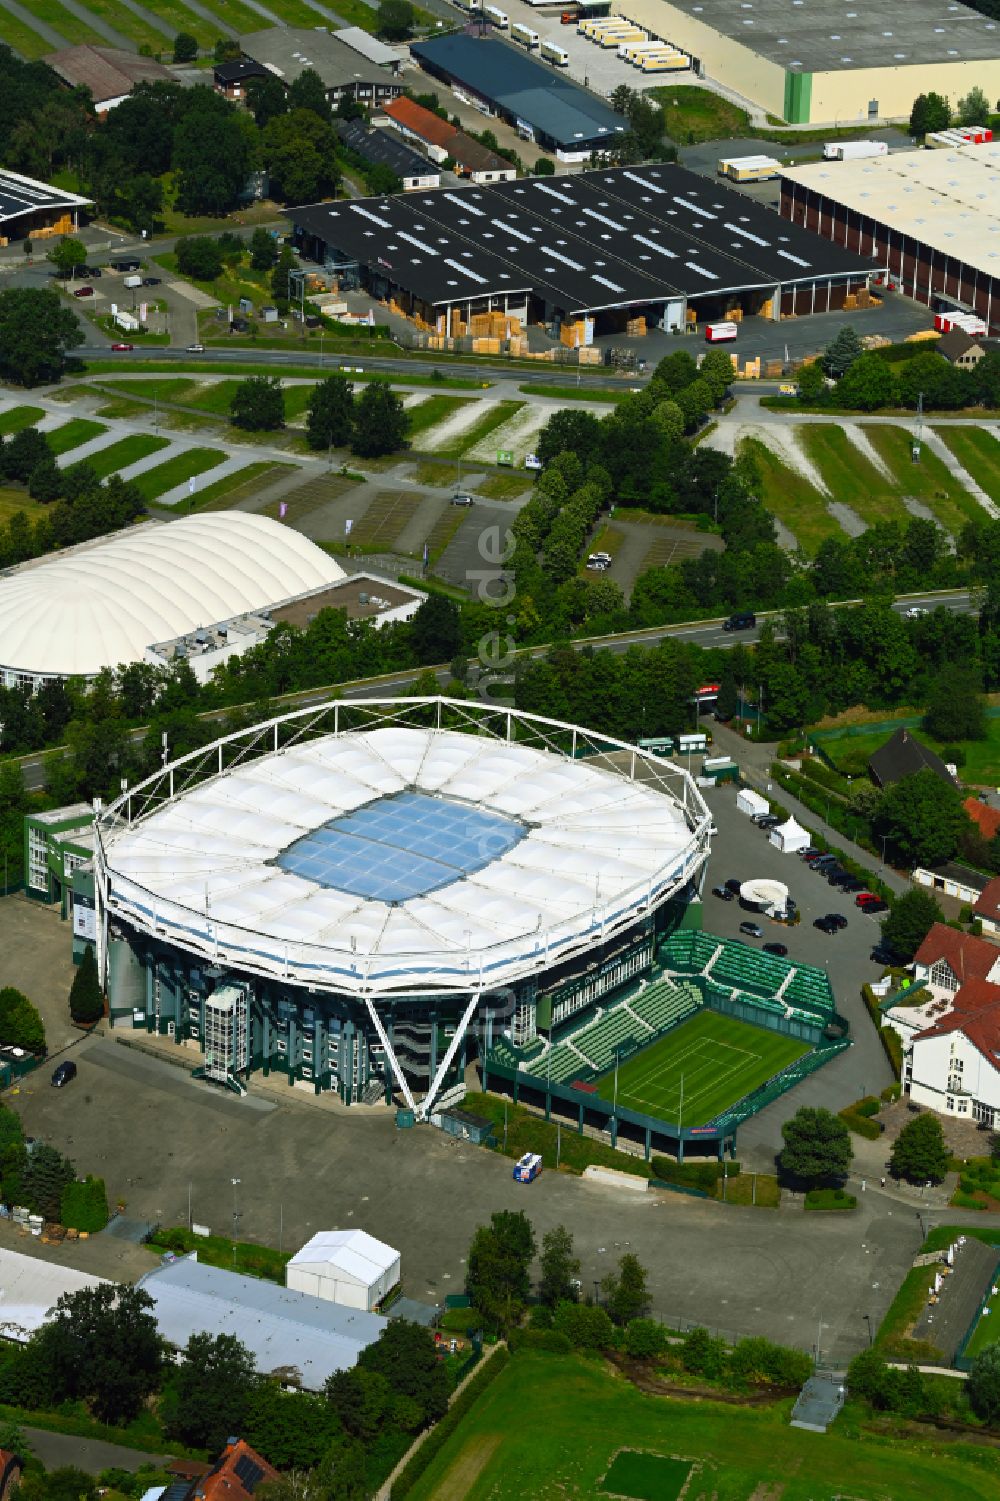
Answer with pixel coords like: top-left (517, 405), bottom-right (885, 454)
top-left (290, 163), bottom-right (876, 336)
top-left (610, 0), bottom-right (1000, 124)
top-left (409, 34), bottom-right (624, 161)
top-left (781, 141), bottom-right (1000, 332)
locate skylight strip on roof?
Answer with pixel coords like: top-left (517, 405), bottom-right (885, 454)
top-left (582, 208), bottom-right (623, 231)
top-left (533, 183), bottom-right (578, 206)
top-left (398, 230), bottom-right (438, 255)
top-left (445, 192), bottom-right (484, 215)
top-left (724, 221), bottom-right (769, 247)
top-left (674, 197), bottom-right (716, 219)
top-left (685, 261), bottom-right (718, 279)
top-left (443, 258), bottom-right (488, 283)
top-left (634, 233), bottom-right (677, 258)
top-left (350, 205), bottom-right (393, 228)
top-left (776, 249), bottom-right (810, 267)
top-left (493, 219), bottom-right (534, 242)
top-left (592, 273), bottom-right (625, 292)
top-left (622, 170), bottom-right (665, 193)
top-left (539, 245), bottom-right (585, 271)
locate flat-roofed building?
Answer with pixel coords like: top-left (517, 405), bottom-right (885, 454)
top-left (240, 27), bottom-right (404, 107)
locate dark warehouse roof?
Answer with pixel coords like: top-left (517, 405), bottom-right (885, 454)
top-left (289, 163), bottom-right (875, 314)
top-left (336, 119), bottom-right (441, 180)
top-left (409, 34), bottom-right (624, 151)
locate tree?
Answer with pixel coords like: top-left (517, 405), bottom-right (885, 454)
top-left (250, 227), bottom-right (279, 272)
top-left (22, 1142), bottom-right (75, 1222)
top-left (410, 594), bottom-right (460, 665)
top-left (466, 1209), bottom-right (537, 1333)
top-left (909, 92), bottom-right (951, 137)
top-left (835, 351), bottom-right (896, 411)
top-left (881, 887), bottom-right (943, 961)
top-left (874, 767), bottom-right (968, 867)
top-left (0, 986), bottom-right (45, 1053)
top-left (821, 325), bottom-right (863, 378)
top-left (552, 1300), bottom-right (614, 1349)
top-left (306, 373), bottom-right (354, 451)
top-left (890, 1112), bottom-right (949, 1184)
top-left (699, 348), bottom-right (735, 405)
top-left (377, 0), bottom-right (415, 38)
top-left (362, 162), bottom-right (402, 197)
top-left (533, 156), bottom-right (555, 175)
top-left (969, 1344), bottom-right (1000, 1422)
top-left (924, 666), bottom-right (987, 741)
top-left (230, 375), bottom-right (285, 431)
top-left (357, 1320), bottom-right (449, 1424)
top-left (173, 89), bottom-right (251, 217)
top-left (958, 85), bottom-right (991, 125)
top-left (262, 109), bottom-right (339, 204)
top-left (69, 944), bottom-right (103, 1025)
top-left (538, 1224), bottom-right (580, 1308)
top-left (175, 235), bottom-right (224, 282)
top-left (47, 236), bottom-right (87, 280)
top-left (0, 288), bottom-right (84, 386)
top-left (28, 1284), bottom-right (160, 1423)
top-left (173, 32), bottom-right (198, 62)
top-left (350, 382), bottom-right (408, 458)
top-left (163, 1331), bottom-right (259, 1451)
top-left (847, 1347), bottom-right (897, 1409)
top-left (2, 426), bottom-right (50, 483)
top-left (624, 1318), bottom-right (667, 1359)
top-left (601, 1252), bottom-right (650, 1326)
top-left (797, 360), bottom-right (827, 402)
top-left (325, 1366), bottom-right (393, 1443)
top-left (271, 244), bottom-right (298, 311)
top-left (779, 1107), bottom-right (852, 1185)
top-left (287, 68), bottom-right (329, 119)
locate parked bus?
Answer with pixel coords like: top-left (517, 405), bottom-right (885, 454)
top-left (541, 38), bottom-right (571, 64)
top-left (511, 20), bottom-right (540, 46)
top-left (484, 3), bottom-right (509, 25)
top-left (513, 1152), bottom-right (543, 1183)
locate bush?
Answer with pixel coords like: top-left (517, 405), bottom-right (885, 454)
top-left (728, 1336), bottom-right (813, 1388)
top-left (0, 986), bottom-right (45, 1054)
top-left (390, 1347), bottom-right (509, 1500)
top-left (680, 1326), bottom-right (727, 1380)
top-left (805, 1187), bottom-right (858, 1211)
top-left (61, 1175), bottom-right (109, 1232)
top-left (839, 1106), bottom-right (882, 1141)
top-left (552, 1301), bottom-right (615, 1350)
top-left (507, 1328), bottom-right (572, 1353)
top-left (855, 1095), bottom-right (881, 1118)
top-left (175, 236), bottom-right (225, 281)
top-left (624, 1319), bottom-right (668, 1359)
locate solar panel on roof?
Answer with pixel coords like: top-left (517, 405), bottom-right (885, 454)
top-left (274, 791), bottom-right (526, 902)
top-left (233, 1456), bottom-right (265, 1491)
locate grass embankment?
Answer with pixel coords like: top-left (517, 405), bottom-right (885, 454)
top-left (818, 714), bottom-right (1000, 786)
top-left (0, 406), bottom-right (44, 436)
top-left (518, 383), bottom-right (628, 403)
top-left (464, 1091), bottom-right (651, 1179)
top-left (0, 488), bottom-right (43, 523)
top-left (146, 1224), bottom-right (290, 1282)
top-left (799, 425), bottom-right (910, 530)
top-left (403, 1352), bottom-right (995, 1501)
top-left (875, 1225), bottom-right (1000, 1363)
top-left (432, 401), bottom-right (525, 459)
top-left (934, 426), bottom-right (1000, 504)
top-left (46, 419), bottom-right (106, 456)
top-left (863, 425), bottom-right (983, 534)
top-left (737, 436), bottom-right (837, 554)
top-left (76, 434), bottom-right (169, 479)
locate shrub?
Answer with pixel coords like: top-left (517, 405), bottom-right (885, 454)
top-left (552, 1300), bottom-right (615, 1350)
top-left (61, 1175), bottom-right (109, 1232)
top-left (855, 1096), bottom-right (881, 1118)
top-left (680, 1326), bottom-right (727, 1380)
top-left (0, 986), bottom-right (45, 1054)
top-left (805, 1187), bottom-right (857, 1211)
top-left (728, 1336), bottom-right (812, 1388)
top-left (624, 1319), bottom-right (668, 1359)
top-left (507, 1328), bottom-right (572, 1353)
top-left (69, 946), bottom-right (103, 1025)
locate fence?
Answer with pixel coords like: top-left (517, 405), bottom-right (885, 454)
top-left (706, 1038), bottom-right (851, 1136)
top-left (704, 987), bottom-right (832, 1047)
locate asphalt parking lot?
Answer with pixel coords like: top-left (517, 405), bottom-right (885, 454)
top-left (0, 897), bottom-right (81, 1057)
top-left (8, 1032), bottom-right (918, 1365)
top-left (698, 781), bottom-right (895, 1160)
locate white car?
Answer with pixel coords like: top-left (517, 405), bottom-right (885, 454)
top-left (903, 606), bottom-right (929, 619)
top-left (524, 453), bottom-right (543, 471)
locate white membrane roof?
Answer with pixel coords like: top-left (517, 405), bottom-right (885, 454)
top-left (0, 513), bottom-right (345, 678)
top-left (101, 726), bottom-right (705, 996)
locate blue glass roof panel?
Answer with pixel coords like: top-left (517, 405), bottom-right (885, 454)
top-left (274, 791), bottom-right (525, 902)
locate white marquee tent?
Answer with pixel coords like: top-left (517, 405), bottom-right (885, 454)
top-left (770, 816), bottom-right (810, 854)
top-left (286, 1229), bottom-right (400, 1312)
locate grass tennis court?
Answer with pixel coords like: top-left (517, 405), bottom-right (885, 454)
top-left (592, 1009), bottom-right (808, 1127)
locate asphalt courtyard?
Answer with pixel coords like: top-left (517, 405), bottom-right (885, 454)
top-left (7, 1034), bottom-right (919, 1366)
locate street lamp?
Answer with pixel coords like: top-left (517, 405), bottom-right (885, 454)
top-left (863, 1313), bottom-right (874, 1347)
top-left (231, 1177), bottom-right (241, 1268)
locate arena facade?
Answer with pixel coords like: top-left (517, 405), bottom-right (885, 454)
top-left (94, 699), bottom-right (711, 1117)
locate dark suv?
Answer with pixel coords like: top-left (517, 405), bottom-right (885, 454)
top-left (51, 1060), bottom-right (77, 1087)
top-left (723, 611), bottom-right (756, 632)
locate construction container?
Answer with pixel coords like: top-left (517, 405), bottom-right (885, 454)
top-left (717, 155), bottom-right (781, 183)
top-left (822, 140), bottom-right (888, 161)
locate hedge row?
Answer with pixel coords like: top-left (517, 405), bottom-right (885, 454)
top-left (390, 1346), bottom-right (510, 1500)
top-left (805, 1187), bottom-right (858, 1211)
top-left (796, 756), bottom-right (854, 796)
top-left (840, 1099), bottom-right (882, 1140)
top-left (650, 1156), bottom-right (741, 1192)
top-left (769, 765), bottom-right (893, 900)
top-left (861, 984), bottom-right (904, 1079)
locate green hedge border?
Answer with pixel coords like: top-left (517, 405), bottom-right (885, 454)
top-left (862, 983), bottom-right (904, 1077)
top-left (390, 1345), bottom-right (510, 1500)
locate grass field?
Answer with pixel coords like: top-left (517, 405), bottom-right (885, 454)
top-left (592, 1009), bottom-right (807, 1127)
top-left (817, 713), bottom-right (1000, 786)
top-left (648, 84), bottom-right (752, 143)
top-left (433, 401), bottom-right (525, 459)
top-left (97, 378), bottom-right (200, 404)
top-left (46, 419), bottom-right (106, 456)
top-left (863, 425), bottom-right (983, 534)
top-left (76, 434), bottom-right (169, 479)
top-left (959, 1291), bottom-right (1000, 1361)
top-left (738, 436), bottom-right (838, 555)
top-left (935, 426), bottom-right (1000, 504)
top-left (407, 396), bottom-right (476, 439)
top-left (518, 383), bottom-right (628, 404)
top-left (0, 407), bottom-right (44, 437)
top-left (477, 472), bottom-right (531, 500)
top-left (0, 488), bottom-right (43, 524)
top-left (133, 448), bottom-right (224, 502)
top-left (156, 461), bottom-right (293, 516)
top-left (404, 1352), bottom-right (997, 1501)
top-left (800, 425), bottom-right (910, 529)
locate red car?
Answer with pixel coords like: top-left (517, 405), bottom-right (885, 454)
top-left (73, 285), bottom-right (94, 297)
top-left (856, 893), bottom-right (881, 907)
top-left (111, 342), bottom-right (134, 352)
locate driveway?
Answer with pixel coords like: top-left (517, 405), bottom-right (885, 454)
top-left (22, 1427), bottom-right (167, 1474)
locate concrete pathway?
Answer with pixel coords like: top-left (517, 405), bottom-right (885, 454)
top-left (116, 441), bottom-right (199, 484)
top-left (52, 429), bottom-right (133, 469)
top-left (35, 413), bottom-right (77, 435)
top-left (0, 0), bottom-right (66, 48)
top-left (111, 0), bottom-right (174, 39)
top-left (155, 454), bottom-right (251, 508)
top-left (55, 0), bottom-right (132, 46)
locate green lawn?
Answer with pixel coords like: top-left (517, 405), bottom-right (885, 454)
top-left (519, 384), bottom-right (628, 404)
top-left (0, 406), bottom-right (44, 436)
top-left (133, 448), bottom-right (225, 502)
top-left (46, 419), bottom-right (106, 457)
top-left (800, 424), bottom-right (911, 529)
top-left (738, 436), bottom-right (838, 555)
top-left (935, 426), bottom-right (1000, 505)
top-left (160, 461), bottom-right (294, 515)
top-left (648, 84), bottom-right (752, 143)
top-left (72, 434), bottom-right (169, 479)
top-left (862, 425), bottom-right (982, 534)
top-left (0, 487), bottom-right (43, 523)
top-left (433, 400), bottom-right (525, 458)
top-left (961, 1289), bottom-right (1000, 1361)
top-left (406, 395), bottom-right (476, 439)
top-left (404, 1352), bottom-right (997, 1501)
top-left (816, 713), bottom-right (1000, 786)
top-left (0, 10), bottom-right (51, 56)
top-left (478, 471), bottom-right (532, 500)
top-left (592, 1009), bottom-right (807, 1128)
top-left (96, 378), bottom-right (200, 403)
top-left (21, 0), bottom-right (105, 45)
top-left (76, 0), bottom-right (167, 50)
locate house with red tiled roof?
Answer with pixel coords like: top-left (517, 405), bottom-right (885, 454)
top-left (380, 99), bottom-right (517, 183)
top-left (912, 922), bottom-right (1000, 999)
top-left (975, 875), bottom-right (1000, 938)
top-left (964, 797), bottom-right (1000, 843)
top-left (191, 1439), bottom-right (277, 1501)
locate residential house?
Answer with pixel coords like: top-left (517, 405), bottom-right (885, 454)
top-left (868, 727), bottom-right (956, 789)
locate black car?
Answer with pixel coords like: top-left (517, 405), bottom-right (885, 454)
top-left (739, 921), bottom-right (763, 938)
top-left (724, 878), bottom-right (741, 894)
top-left (813, 916), bottom-right (840, 934)
top-left (756, 815), bottom-right (781, 830)
top-left (840, 878), bottom-right (864, 893)
top-left (871, 941), bottom-right (903, 965)
top-left (51, 1060), bottom-right (77, 1088)
top-left (142, 276), bottom-right (161, 286)
top-left (763, 942), bottom-right (788, 957)
top-left (861, 899), bottom-right (889, 914)
top-left (712, 885), bottom-right (734, 901)
top-left (723, 611), bottom-right (756, 632)
top-left (825, 913), bottom-right (848, 929)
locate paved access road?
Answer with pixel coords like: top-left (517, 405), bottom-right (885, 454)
top-left (22, 1427), bottom-right (167, 1475)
